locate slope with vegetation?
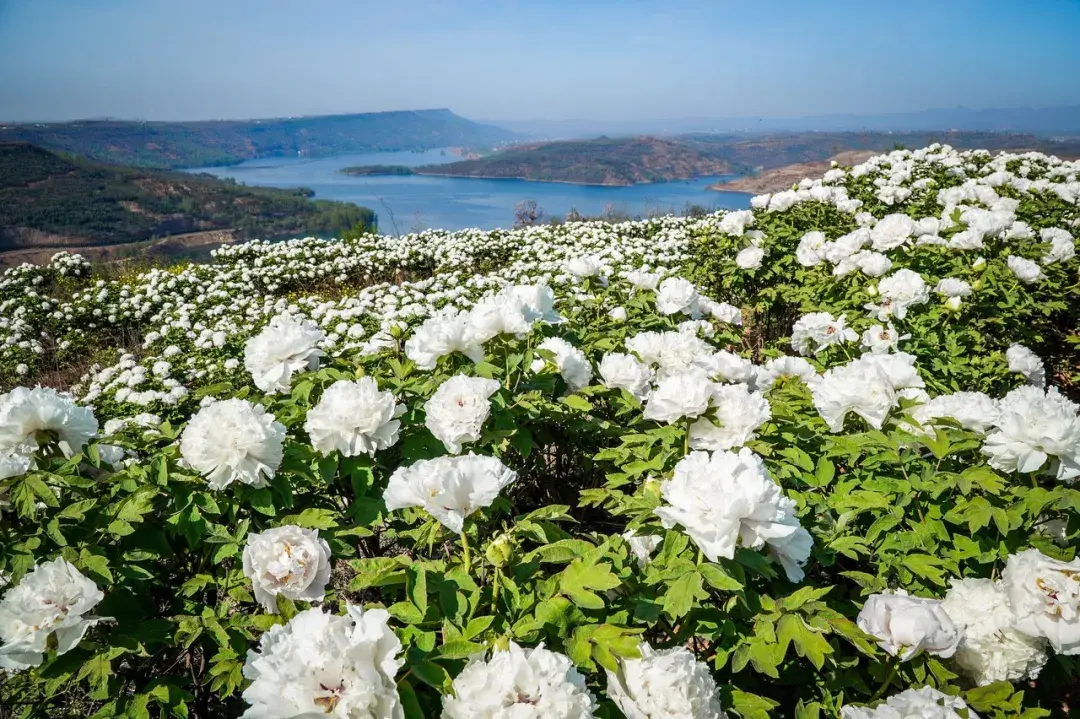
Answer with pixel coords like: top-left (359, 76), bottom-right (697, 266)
top-left (0, 142), bottom-right (375, 260)
top-left (0, 109), bottom-right (515, 169)
top-left (0, 146), bottom-right (1079, 718)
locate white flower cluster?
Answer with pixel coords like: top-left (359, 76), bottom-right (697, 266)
top-left (241, 605), bottom-right (403, 718)
top-left (655, 448), bottom-right (812, 582)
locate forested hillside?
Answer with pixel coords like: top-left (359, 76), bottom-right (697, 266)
top-left (0, 143), bottom-right (374, 251)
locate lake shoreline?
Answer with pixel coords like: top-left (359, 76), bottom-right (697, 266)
top-left (187, 148), bottom-right (752, 231)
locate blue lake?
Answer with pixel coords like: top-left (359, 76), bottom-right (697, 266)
top-left (187, 149), bottom-right (752, 233)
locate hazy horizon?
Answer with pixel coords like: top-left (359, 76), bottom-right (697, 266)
top-left (1, 0), bottom-right (1078, 124)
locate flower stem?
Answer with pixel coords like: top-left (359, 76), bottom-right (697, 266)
top-left (460, 531), bottom-right (472, 574)
top-left (869, 657), bottom-right (899, 703)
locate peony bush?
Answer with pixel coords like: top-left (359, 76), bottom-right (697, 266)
top-left (1, 144), bottom-right (1079, 718)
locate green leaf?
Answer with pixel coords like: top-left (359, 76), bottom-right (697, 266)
top-left (964, 682), bottom-right (1015, 711)
top-left (728, 689), bottom-right (780, 719)
top-left (411, 661), bottom-right (453, 693)
top-left (398, 678), bottom-right (426, 719)
top-left (661, 570), bottom-right (708, 620)
top-left (436, 639), bottom-right (486, 659)
top-left (903, 554), bottom-right (947, 586)
top-left (560, 395), bottom-right (593, 412)
top-left (559, 555), bottom-right (621, 610)
top-left (281, 507), bottom-right (339, 530)
top-left (699, 563), bottom-right (744, 591)
top-left (406, 565), bottom-right (428, 617)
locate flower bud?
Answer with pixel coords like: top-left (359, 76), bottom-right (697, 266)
top-left (866, 284), bottom-right (879, 297)
top-left (945, 296), bottom-right (962, 311)
top-left (973, 257), bottom-right (986, 271)
top-left (485, 533), bottom-right (514, 568)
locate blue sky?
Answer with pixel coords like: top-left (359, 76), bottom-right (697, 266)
top-left (1, 0), bottom-right (1077, 122)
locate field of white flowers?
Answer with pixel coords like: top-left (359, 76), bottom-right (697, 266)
top-left (1, 144), bottom-right (1079, 718)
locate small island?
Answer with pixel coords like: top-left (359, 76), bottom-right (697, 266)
top-left (339, 164), bottom-right (417, 176)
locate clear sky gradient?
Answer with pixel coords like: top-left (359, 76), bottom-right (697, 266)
top-left (1, 0), bottom-right (1077, 123)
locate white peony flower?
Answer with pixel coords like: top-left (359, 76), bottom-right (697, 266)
top-left (606, 642), bottom-right (727, 719)
top-left (241, 605), bottom-right (403, 718)
top-left (468, 293), bottom-right (531, 341)
top-left (0, 557), bottom-right (110, 670)
top-left (655, 448), bottom-right (812, 581)
top-left (609, 306), bottom-right (628, 322)
top-left (841, 686), bottom-right (978, 719)
top-left (702, 300), bottom-right (743, 326)
top-left (0, 386), bottom-right (97, 458)
top-left (1006, 344), bottom-right (1046, 387)
top-left (425, 375), bottom-right (501, 454)
top-left (442, 641), bottom-right (597, 719)
top-left (689, 383), bottom-right (771, 451)
top-left (405, 307), bottom-right (486, 371)
top-left (509, 284), bottom-right (564, 325)
top-left (1007, 255), bottom-right (1045, 284)
top-left (860, 324), bottom-right (907, 354)
top-left (913, 391), bottom-right (999, 434)
top-left (643, 370), bottom-right (714, 424)
top-left (532, 337), bottom-right (593, 390)
top-left (790, 312), bottom-right (857, 356)
top-left (718, 209), bottom-right (754, 236)
top-left (384, 454), bottom-right (517, 534)
top-left (626, 330), bottom-right (718, 380)
top-left (180, 398), bottom-right (285, 490)
top-left (305, 378), bottom-right (403, 457)
top-left (872, 269), bottom-right (930, 320)
top-left (756, 356), bottom-right (819, 391)
top-left (735, 245), bottom-right (765, 270)
top-left (599, 352), bottom-right (654, 400)
top-left (941, 577), bottom-right (1047, 685)
top-left (796, 231), bottom-right (827, 267)
top-left (565, 256), bottom-right (603, 279)
top-left (243, 313), bottom-right (325, 394)
top-left (811, 352), bottom-right (922, 433)
top-left (1040, 227), bottom-right (1075, 265)
top-left (934, 277), bottom-right (972, 299)
top-left (1002, 548), bottom-right (1080, 654)
top-left (870, 214), bottom-right (915, 251)
top-left (981, 386), bottom-right (1080, 482)
top-left (655, 277), bottom-right (701, 316)
top-left (622, 529), bottom-right (662, 568)
top-left (856, 590), bottom-right (961, 661)
top-left (243, 525), bottom-right (332, 613)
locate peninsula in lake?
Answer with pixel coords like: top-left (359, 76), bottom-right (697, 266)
top-left (340, 131), bottom-right (1080, 188)
top-left (401, 137), bottom-right (731, 186)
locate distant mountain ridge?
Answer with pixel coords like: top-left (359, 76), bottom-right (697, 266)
top-left (0, 109), bottom-right (517, 169)
top-left (491, 105), bottom-right (1080, 138)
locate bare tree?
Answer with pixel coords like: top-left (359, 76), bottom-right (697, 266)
top-left (376, 196), bottom-right (400, 238)
top-left (514, 200), bottom-right (544, 227)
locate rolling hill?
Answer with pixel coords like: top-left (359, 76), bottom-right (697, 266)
top-left (0, 142), bottom-right (375, 261)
